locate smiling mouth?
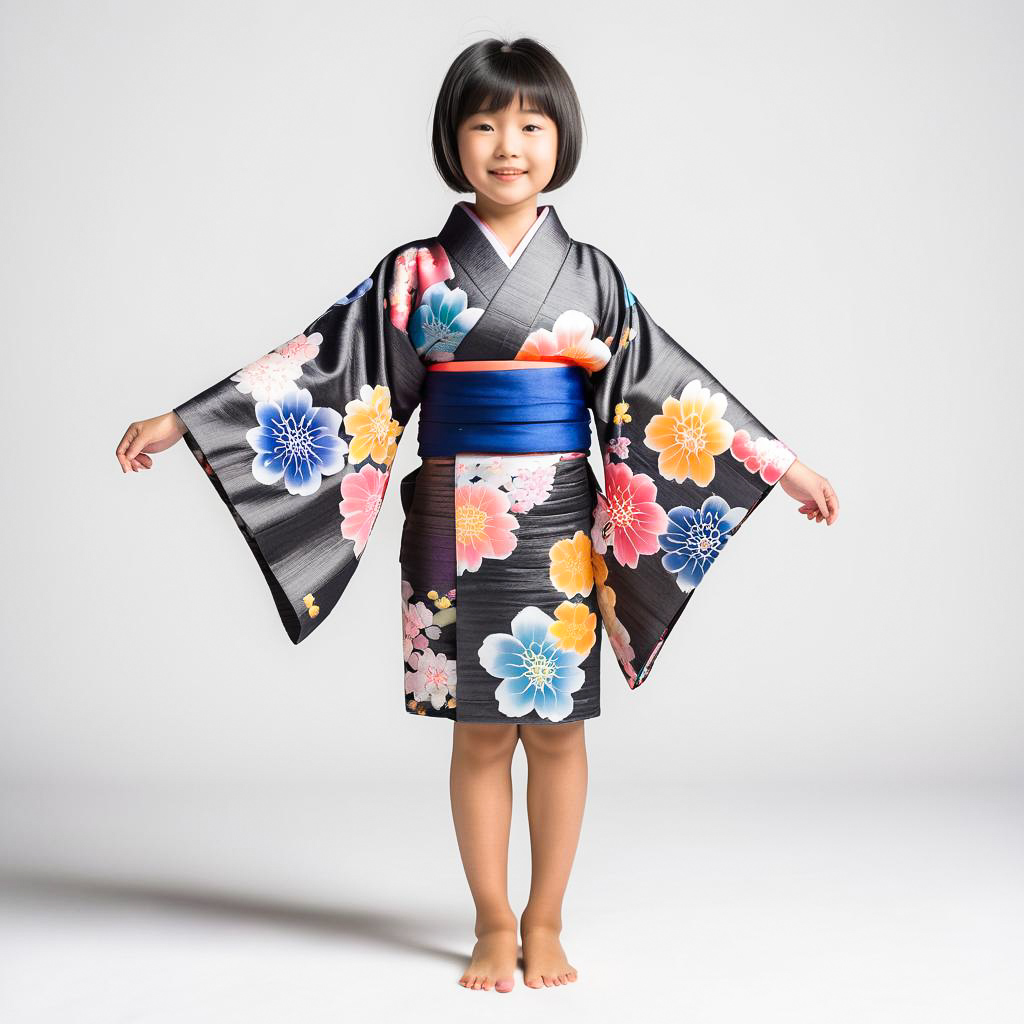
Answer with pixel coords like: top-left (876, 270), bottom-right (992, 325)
top-left (490, 170), bottom-right (525, 178)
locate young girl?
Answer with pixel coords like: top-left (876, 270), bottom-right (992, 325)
top-left (116, 37), bottom-right (838, 994)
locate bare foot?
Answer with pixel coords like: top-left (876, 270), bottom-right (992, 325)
top-left (521, 923), bottom-right (578, 988)
top-left (459, 924), bottom-right (519, 992)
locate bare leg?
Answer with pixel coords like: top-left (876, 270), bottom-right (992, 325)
top-left (518, 720), bottom-right (587, 987)
top-left (450, 721), bottom-right (520, 992)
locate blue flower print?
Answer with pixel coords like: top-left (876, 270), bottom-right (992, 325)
top-left (333, 276), bottom-right (373, 305)
top-left (658, 494), bottom-right (749, 591)
top-left (408, 281), bottom-right (484, 361)
top-left (477, 606), bottom-right (586, 723)
top-left (623, 281), bottom-right (636, 307)
top-left (246, 387), bottom-right (348, 496)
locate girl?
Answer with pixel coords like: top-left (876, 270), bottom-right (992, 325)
top-left (116, 37), bottom-right (839, 994)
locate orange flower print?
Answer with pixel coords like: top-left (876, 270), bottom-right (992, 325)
top-left (644, 379), bottom-right (735, 487)
top-left (549, 530), bottom-right (594, 598)
top-left (343, 384), bottom-right (403, 467)
top-left (515, 310), bottom-right (612, 372)
top-left (551, 601), bottom-right (597, 656)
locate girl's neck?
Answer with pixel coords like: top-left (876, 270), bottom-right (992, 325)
top-left (467, 196), bottom-right (542, 258)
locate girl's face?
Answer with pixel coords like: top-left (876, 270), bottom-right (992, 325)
top-left (456, 93), bottom-right (559, 206)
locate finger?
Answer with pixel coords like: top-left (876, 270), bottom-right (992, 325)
top-left (116, 427), bottom-right (138, 473)
top-left (824, 482), bottom-right (839, 523)
top-left (134, 453), bottom-right (154, 469)
top-left (812, 485), bottom-right (829, 520)
top-left (124, 428), bottom-right (149, 462)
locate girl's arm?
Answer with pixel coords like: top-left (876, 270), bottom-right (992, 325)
top-left (115, 411), bottom-right (186, 473)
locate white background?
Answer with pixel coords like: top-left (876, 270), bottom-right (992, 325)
top-left (1, 0), bottom-right (1021, 1020)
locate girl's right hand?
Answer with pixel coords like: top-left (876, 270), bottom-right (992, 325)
top-left (116, 412), bottom-right (186, 473)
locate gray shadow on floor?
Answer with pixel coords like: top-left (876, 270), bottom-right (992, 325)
top-left (0, 869), bottom-right (469, 967)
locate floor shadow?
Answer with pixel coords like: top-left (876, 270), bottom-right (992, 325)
top-left (0, 869), bottom-right (467, 967)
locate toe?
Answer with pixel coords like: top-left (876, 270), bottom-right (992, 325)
top-left (496, 977), bottom-right (514, 993)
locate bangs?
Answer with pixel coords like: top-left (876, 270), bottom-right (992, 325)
top-left (455, 75), bottom-right (559, 126)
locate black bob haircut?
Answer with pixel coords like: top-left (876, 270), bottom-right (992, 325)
top-left (431, 37), bottom-right (585, 194)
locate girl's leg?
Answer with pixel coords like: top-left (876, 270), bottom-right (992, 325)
top-left (450, 721), bottom-right (521, 992)
top-left (518, 720), bottom-right (587, 988)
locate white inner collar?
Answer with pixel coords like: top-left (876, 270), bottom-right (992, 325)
top-left (458, 201), bottom-right (550, 269)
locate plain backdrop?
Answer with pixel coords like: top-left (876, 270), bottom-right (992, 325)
top-left (1, 1), bottom-right (1021, 1021)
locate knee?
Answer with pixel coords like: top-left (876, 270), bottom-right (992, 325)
top-left (453, 722), bottom-right (520, 762)
top-left (519, 721), bottom-right (584, 759)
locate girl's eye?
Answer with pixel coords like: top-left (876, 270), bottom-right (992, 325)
top-left (472, 123), bottom-right (543, 132)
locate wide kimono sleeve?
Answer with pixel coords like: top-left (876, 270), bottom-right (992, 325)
top-left (172, 252), bottom-right (427, 645)
top-left (585, 255), bottom-right (798, 689)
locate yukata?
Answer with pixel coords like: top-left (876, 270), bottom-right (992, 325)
top-left (173, 200), bottom-right (796, 724)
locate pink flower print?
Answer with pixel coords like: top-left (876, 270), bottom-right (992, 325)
top-left (507, 464), bottom-right (556, 513)
top-left (339, 464), bottom-right (390, 556)
top-left (455, 481), bottom-right (520, 574)
top-left (590, 494), bottom-right (612, 555)
top-left (601, 460), bottom-right (670, 569)
top-left (730, 430), bottom-right (797, 484)
top-left (606, 435), bottom-right (631, 460)
top-left (405, 647), bottom-right (457, 709)
top-left (388, 243), bottom-right (454, 332)
top-left (515, 310), bottom-right (612, 372)
top-left (231, 332), bottom-right (323, 403)
top-left (274, 331), bottom-right (323, 366)
top-left (400, 580), bottom-right (441, 663)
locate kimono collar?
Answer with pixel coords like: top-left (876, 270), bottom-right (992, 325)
top-left (437, 201), bottom-right (572, 302)
top-left (457, 200), bottom-right (551, 268)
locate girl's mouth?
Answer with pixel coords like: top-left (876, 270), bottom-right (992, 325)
top-left (490, 170), bottom-right (525, 180)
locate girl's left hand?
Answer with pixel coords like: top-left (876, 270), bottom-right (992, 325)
top-left (778, 460), bottom-right (839, 525)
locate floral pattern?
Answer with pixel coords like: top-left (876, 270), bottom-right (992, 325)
top-left (406, 646), bottom-right (457, 711)
top-left (388, 242), bottom-right (453, 332)
top-left (731, 429), bottom-right (796, 484)
top-left (551, 601), bottom-right (598, 656)
top-left (401, 580), bottom-right (457, 715)
top-left (515, 309), bottom-right (612, 372)
top-left (339, 464), bottom-right (391, 556)
top-left (343, 384), bottom-right (403, 468)
top-left (478, 606), bottom-right (587, 722)
top-left (589, 459), bottom-right (669, 569)
top-left (231, 332), bottom-right (322, 403)
top-left (658, 494), bottom-right (749, 592)
top-left (644, 378), bottom-right (735, 488)
top-left (246, 388), bottom-right (348, 496)
top-left (548, 530), bottom-right (594, 598)
top-left (455, 481), bottom-right (519, 574)
top-left (409, 282), bottom-right (485, 362)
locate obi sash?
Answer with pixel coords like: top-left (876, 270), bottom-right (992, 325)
top-left (417, 365), bottom-right (591, 456)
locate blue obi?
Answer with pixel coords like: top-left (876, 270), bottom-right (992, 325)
top-left (417, 365), bottom-right (592, 456)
